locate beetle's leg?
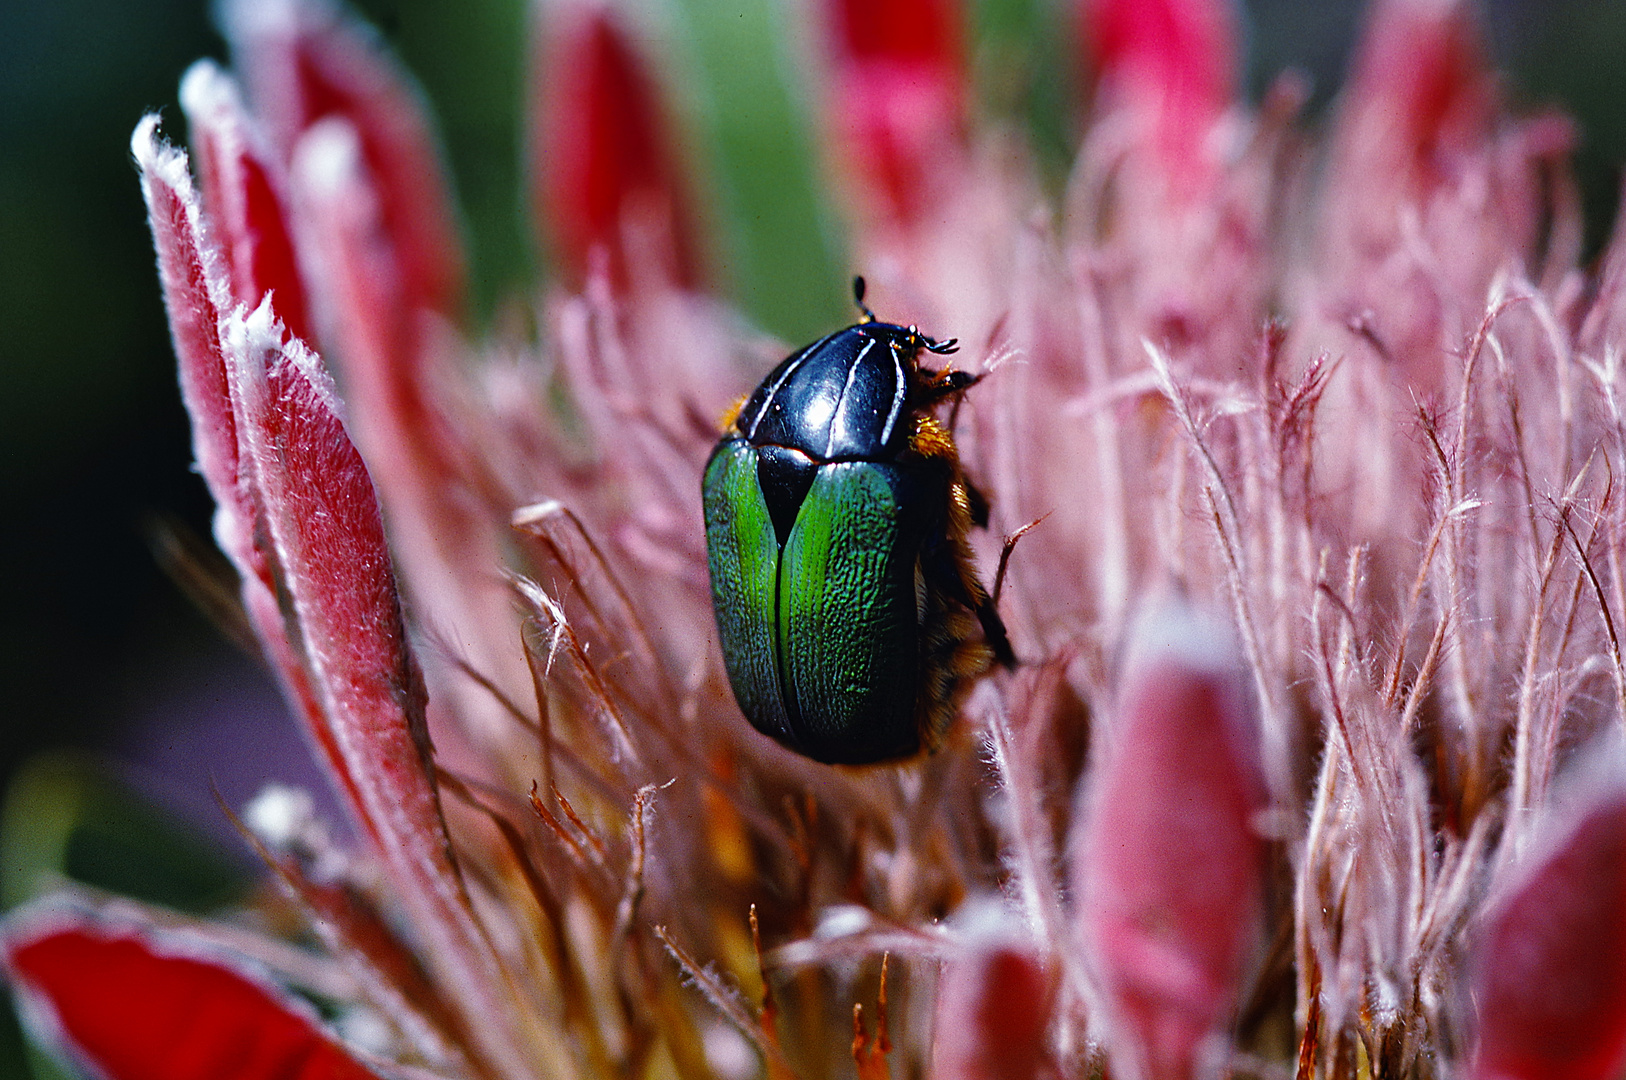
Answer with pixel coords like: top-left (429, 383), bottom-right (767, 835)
top-left (973, 591), bottom-right (1017, 669)
top-left (962, 474), bottom-right (991, 529)
top-left (910, 417), bottom-right (1019, 671)
top-left (916, 367), bottom-right (980, 408)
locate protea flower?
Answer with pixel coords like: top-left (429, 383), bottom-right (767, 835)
top-left (7, 0), bottom-right (1626, 1077)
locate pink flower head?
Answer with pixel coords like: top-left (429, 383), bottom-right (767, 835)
top-left (930, 906), bottom-right (1056, 1080)
top-left (1337, 0), bottom-right (1497, 198)
top-left (1078, 0), bottom-right (1238, 198)
top-left (9, 1), bottom-right (1626, 1078)
top-left (1307, 0), bottom-right (1574, 388)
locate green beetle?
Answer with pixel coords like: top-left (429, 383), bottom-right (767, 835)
top-left (703, 281), bottom-right (1014, 764)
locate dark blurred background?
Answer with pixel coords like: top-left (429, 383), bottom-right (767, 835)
top-left (0, 1), bottom-right (1620, 1061)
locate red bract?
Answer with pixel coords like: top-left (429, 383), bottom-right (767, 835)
top-left (1079, 0), bottom-right (1237, 196)
top-left (222, 304), bottom-right (530, 1080)
top-left (134, 110), bottom-right (530, 1079)
top-left (931, 921), bottom-right (1055, 1080)
top-left (1468, 771), bottom-right (1626, 1080)
top-left (132, 116), bottom-right (346, 807)
top-left (532, 2), bottom-right (700, 290)
top-left (222, 0), bottom-right (465, 320)
top-left (4, 910), bottom-right (378, 1080)
top-left (213, 0), bottom-right (523, 745)
top-left (286, 116), bottom-right (464, 513)
top-left (1072, 608), bottom-right (1266, 1080)
top-left (182, 60), bottom-right (315, 348)
top-left (823, 0), bottom-right (965, 229)
top-left (287, 113), bottom-right (531, 790)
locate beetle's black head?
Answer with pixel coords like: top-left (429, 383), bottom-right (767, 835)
top-left (851, 277), bottom-right (958, 354)
top-left (735, 318), bottom-right (963, 464)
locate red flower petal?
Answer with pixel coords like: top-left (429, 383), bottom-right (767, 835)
top-left (531, 3), bottom-right (699, 290)
top-left (824, 0), bottom-right (965, 228)
top-left (1079, 0), bottom-right (1237, 193)
top-left (1072, 607), bottom-right (1266, 1080)
top-left (1468, 774), bottom-right (1626, 1080)
top-left (5, 911), bottom-right (378, 1080)
top-left (181, 60), bottom-right (315, 348)
top-left (223, 0), bottom-right (465, 318)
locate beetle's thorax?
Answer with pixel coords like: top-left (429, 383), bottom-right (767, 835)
top-left (735, 321), bottom-right (926, 463)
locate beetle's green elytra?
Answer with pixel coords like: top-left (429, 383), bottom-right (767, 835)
top-left (702, 279), bottom-right (1014, 765)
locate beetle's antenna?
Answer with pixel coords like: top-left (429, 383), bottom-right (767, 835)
top-left (853, 276), bottom-right (877, 324)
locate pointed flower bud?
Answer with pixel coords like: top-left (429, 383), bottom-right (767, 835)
top-left (1467, 759), bottom-right (1626, 1080)
top-left (3, 907), bottom-right (380, 1080)
top-left (824, 0), bottom-right (966, 228)
top-left (1078, 0), bottom-right (1237, 194)
top-left (1072, 605), bottom-right (1266, 1080)
top-left (222, 0), bottom-right (465, 318)
top-left (531, 2), bottom-right (700, 290)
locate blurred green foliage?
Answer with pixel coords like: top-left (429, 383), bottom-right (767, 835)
top-left (0, 754), bottom-right (248, 914)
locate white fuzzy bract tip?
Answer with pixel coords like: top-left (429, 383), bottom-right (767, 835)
top-left (130, 115), bottom-right (193, 194)
top-left (1123, 600), bottom-right (1242, 681)
top-left (292, 116), bottom-right (365, 200)
top-left (178, 59), bottom-right (238, 123)
top-left (242, 783), bottom-right (318, 850)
